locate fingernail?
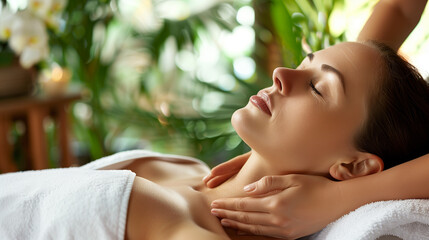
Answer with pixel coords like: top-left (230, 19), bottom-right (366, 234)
top-left (211, 209), bottom-right (219, 216)
top-left (211, 201), bottom-right (219, 208)
top-left (202, 174), bottom-right (210, 181)
top-left (243, 183), bottom-right (256, 192)
top-left (221, 220), bottom-right (230, 227)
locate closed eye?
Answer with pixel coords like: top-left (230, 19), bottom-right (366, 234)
top-left (309, 80), bottom-right (323, 97)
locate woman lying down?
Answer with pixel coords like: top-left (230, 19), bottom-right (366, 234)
top-left (1, 41), bottom-right (428, 240)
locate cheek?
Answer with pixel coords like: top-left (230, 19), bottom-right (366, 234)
top-left (270, 100), bottom-right (349, 160)
top-left (269, 102), bottom-right (319, 156)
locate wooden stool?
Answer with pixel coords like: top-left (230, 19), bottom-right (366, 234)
top-left (0, 93), bottom-right (81, 173)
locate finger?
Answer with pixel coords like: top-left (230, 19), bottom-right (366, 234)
top-left (203, 152), bottom-right (251, 183)
top-left (248, 189), bottom-right (282, 198)
top-left (244, 175), bottom-right (296, 195)
top-left (204, 153), bottom-right (250, 186)
top-left (202, 173), bottom-right (212, 184)
top-left (210, 158), bottom-right (246, 176)
top-left (206, 175), bottom-right (232, 188)
top-left (211, 208), bottom-right (274, 226)
top-left (220, 219), bottom-right (294, 239)
top-left (211, 197), bottom-right (269, 213)
top-left (211, 151), bottom-right (249, 174)
top-left (203, 161), bottom-right (242, 185)
top-left (209, 164), bottom-right (232, 176)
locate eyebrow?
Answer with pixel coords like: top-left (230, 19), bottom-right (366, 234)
top-left (307, 53), bottom-right (346, 94)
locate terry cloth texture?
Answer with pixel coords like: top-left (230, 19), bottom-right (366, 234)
top-left (0, 168), bottom-right (135, 240)
top-left (309, 199), bottom-right (429, 240)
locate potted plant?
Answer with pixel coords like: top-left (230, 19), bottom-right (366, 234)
top-left (0, 0), bottom-right (66, 98)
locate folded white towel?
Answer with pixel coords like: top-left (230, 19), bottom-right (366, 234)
top-left (0, 168), bottom-right (135, 240)
top-left (309, 199), bottom-right (429, 240)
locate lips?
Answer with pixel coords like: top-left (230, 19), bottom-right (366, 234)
top-left (250, 91), bottom-right (272, 116)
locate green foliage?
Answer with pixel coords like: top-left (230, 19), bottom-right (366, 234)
top-left (272, 0), bottom-right (346, 67)
top-left (0, 43), bottom-right (14, 67)
top-left (46, 0), bottom-right (347, 165)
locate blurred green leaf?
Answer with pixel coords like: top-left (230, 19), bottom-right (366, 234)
top-left (271, 0), bottom-right (303, 67)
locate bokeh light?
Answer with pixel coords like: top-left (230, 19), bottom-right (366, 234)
top-left (233, 56), bottom-right (255, 80)
top-left (236, 6), bottom-right (255, 26)
top-left (220, 26), bottom-right (255, 57)
top-left (200, 91), bottom-right (224, 113)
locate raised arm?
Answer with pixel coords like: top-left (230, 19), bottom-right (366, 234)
top-left (357, 0), bottom-right (427, 51)
top-left (342, 153), bottom-right (429, 204)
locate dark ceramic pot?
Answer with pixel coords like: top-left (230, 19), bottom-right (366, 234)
top-left (0, 58), bottom-right (37, 98)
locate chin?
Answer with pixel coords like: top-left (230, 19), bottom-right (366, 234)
top-left (232, 105), bottom-right (292, 162)
top-left (231, 105), bottom-right (254, 139)
top-left (231, 108), bottom-right (244, 130)
top-left (231, 105), bottom-right (270, 153)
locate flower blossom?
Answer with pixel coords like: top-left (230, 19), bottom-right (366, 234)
top-left (0, 8), bottom-right (15, 40)
top-left (28, 0), bottom-right (67, 29)
top-left (8, 11), bottom-right (49, 68)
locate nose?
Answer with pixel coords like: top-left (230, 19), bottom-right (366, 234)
top-left (272, 67), bottom-right (304, 95)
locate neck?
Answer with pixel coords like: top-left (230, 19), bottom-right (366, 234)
top-left (203, 151), bottom-right (280, 204)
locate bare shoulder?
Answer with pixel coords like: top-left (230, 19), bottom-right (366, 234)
top-left (123, 156), bottom-right (210, 183)
top-left (126, 177), bottom-right (190, 240)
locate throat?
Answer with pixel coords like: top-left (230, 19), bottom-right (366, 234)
top-left (202, 152), bottom-right (276, 205)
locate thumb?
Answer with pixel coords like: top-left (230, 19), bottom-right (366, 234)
top-left (244, 175), bottom-right (292, 195)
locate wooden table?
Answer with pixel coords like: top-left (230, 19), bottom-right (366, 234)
top-left (0, 93), bottom-right (81, 173)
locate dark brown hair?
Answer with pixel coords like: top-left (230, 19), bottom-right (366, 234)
top-left (354, 41), bottom-right (429, 170)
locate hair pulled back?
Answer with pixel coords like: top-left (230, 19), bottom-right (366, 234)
top-left (355, 41), bottom-right (429, 169)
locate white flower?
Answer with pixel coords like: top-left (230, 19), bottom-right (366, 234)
top-left (0, 8), bottom-right (15, 40)
top-left (20, 46), bottom-right (49, 68)
top-left (9, 11), bottom-right (49, 68)
top-left (1, 1), bottom-right (67, 68)
top-left (28, 0), bottom-right (67, 29)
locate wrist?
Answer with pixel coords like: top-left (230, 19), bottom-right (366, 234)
top-left (335, 177), bottom-right (374, 215)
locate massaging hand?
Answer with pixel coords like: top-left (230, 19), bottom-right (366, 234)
top-left (210, 175), bottom-right (345, 239)
top-left (203, 151), bottom-right (250, 188)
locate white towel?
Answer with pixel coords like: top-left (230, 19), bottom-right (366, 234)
top-left (81, 149), bottom-right (209, 171)
top-left (0, 168), bottom-right (135, 240)
top-left (308, 199), bottom-right (429, 240)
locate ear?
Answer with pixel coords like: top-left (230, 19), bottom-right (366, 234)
top-left (329, 152), bottom-right (384, 181)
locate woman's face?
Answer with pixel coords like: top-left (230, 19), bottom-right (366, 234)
top-left (232, 42), bottom-right (382, 175)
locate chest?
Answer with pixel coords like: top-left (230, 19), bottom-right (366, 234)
top-left (123, 159), bottom-right (226, 238)
top-left (132, 179), bottom-right (226, 239)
